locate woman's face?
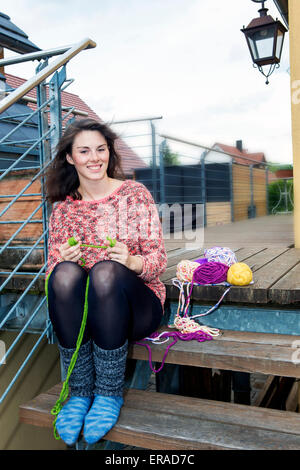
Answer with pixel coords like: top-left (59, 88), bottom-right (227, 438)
top-left (66, 130), bottom-right (110, 184)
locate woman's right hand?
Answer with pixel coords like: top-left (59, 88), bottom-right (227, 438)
top-left (59, 240), bottom-right (82, 263)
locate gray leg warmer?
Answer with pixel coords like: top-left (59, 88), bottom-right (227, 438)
top-left (93, 340), bottom-right (128, 397)
top-left (58, 339), bottom-right (95, 397)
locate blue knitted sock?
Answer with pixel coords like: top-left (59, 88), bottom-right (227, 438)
top-left (55, 340), bottom-right (94, 445)
top-left (56, 396), bottom-right (92, 445)
top-left (83, 395), bottom-right (123, 444)
top-left (83, 340), bottom-right (128, 444)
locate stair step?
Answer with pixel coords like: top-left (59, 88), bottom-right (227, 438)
top-left (19, 385), bottom-right (300, 450)
top-left (128, 328), bottom-right (300, 378)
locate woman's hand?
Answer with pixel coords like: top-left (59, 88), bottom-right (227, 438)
top-left (106, 240), bottom-right (143, 274)
top-left (59, 240), bottom-right (82, 263)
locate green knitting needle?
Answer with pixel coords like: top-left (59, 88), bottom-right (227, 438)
top-left (68, 236), bottom-right (116, 266)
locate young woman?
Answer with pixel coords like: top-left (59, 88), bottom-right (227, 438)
top-left (44, 118), bottom-right (167, 446)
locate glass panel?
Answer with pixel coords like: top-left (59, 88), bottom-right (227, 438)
top-left (275, 30), bottom-right (284, 60)
top-left (248, 25), bottom-right (276, 60)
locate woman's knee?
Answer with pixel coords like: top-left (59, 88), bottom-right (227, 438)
top-left (88, 260), bottom-right (128, 297)
top-left (49, 261), bottom-right (87, 295)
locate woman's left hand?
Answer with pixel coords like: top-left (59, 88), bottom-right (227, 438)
top-left (105, 240), bottom-right (143, 274)
top-left (106, 240), bottom-right (131, 268)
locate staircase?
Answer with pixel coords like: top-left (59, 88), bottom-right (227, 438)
top-left (19, 324), bottom-right (300, 450)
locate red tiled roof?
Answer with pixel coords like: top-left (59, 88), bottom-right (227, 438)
top-left (214, 143), bottom-right (266, 166)
top-left (4, 73), bottom-right (148, 176)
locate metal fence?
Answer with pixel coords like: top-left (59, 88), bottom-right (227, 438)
top-left (108, 121), bottom-right (273, 233)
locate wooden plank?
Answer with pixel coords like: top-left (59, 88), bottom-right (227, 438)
top-left (161, 248), bottom-right (205, 282)
top-left (251, 248), bottom-right (300, 292)
top-left (269, 262), bottom-right (300, 304)
top-left (19, 388), bottom-right (300, 450)
top-left (128, 329), bottom-right (300, 378)
top-left (213, 329), bottom-right (300, 347)
top-left (252, 375), bottom-right (277, 407)
top-left (237, 247), bottom-right (290, 272)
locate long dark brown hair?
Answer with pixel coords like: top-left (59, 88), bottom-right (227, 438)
top-left (43, 118), bottom-right (125, 203)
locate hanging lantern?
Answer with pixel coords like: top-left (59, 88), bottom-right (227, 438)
top-left (241, 0), bottom-right (288, 84)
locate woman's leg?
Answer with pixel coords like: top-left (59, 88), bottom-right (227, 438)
top-left (47, 261), bottom-right (91, 348)
top-left (83, 260), bottom-right (163, 445)
top-left (86, 260), bottom-right (163, 349)
top-left (47, 262), bottom-right (94, 445)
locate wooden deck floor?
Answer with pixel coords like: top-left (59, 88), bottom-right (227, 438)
top-left (164, 214), bottom-right (294, 250)
top-left (162, 214), bottom-right (299, 308)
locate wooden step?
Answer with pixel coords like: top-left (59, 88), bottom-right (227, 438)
top-left (19, 385), bottom-right (300, 450)
top-left (128, 328), bottom-right (300, 378)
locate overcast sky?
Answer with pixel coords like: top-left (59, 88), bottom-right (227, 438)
top-left (3, 0), bottom-right (292, 164)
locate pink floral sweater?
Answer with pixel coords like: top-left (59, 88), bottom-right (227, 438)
top-left (46, 179), bottom-right (167, 308)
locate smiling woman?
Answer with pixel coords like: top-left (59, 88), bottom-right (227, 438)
top-left (66, 130), bottom-right (112, 200)
top-left (43, 119), bottom-right (125, 203)
top-left (43, 118), bottom-right (167, 446)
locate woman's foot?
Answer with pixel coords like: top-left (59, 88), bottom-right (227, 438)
top-left (55, 396), bottom-right (92, 445)
top-left (83, 395), bottom-right (123, 444)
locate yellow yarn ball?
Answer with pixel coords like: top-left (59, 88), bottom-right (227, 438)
top-left (227, 262), bottom-right (253, 286)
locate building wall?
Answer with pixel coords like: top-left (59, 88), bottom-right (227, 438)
top-left (0, 331), bottom-right (65, 450)
top-left (0, 170), bottom-right (43, 243)
top-left (289, 0), bottom-right (300, 247)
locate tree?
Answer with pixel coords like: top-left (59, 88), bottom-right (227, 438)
top-left (161, 142), bottom-right (180, 166)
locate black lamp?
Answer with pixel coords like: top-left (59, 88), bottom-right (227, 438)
top-left (241, 0), bottom-right (288, 84)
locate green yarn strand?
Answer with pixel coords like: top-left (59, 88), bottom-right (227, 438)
top-left (45, 270), bottom-right (90, 440)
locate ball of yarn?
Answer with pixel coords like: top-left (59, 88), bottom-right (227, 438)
top-left (227, 262), bottom-right (253, 286)
top-left (204, 246), bottom-right (237, 267)
top-left (193, 261), bottom-right (229, 285)
top-left (176, 260), bottom-right (200, 282)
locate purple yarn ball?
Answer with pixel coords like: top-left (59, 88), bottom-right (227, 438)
top-left (192, 261), bottom-right (229, 285)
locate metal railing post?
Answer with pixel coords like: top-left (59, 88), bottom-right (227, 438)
top-left (250, 164), bottom-right (255, 218)
top-left (159, 139), bottom-right (166, 205)
top-left (200, 153), bottom-right (207, 227)
top-left (150, 120), bottom-right (158, 203)
top-left (36, 59), bottom-right (51, 268)
top-left (229, 160), bottom-right (234, 222)
top-left (266, 165), bottom-right (269, 214)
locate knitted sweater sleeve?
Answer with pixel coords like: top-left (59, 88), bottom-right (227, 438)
top-left (134, 186), bottom-right (167, 283)
top-left (46, 203), bottom-right (69, 277)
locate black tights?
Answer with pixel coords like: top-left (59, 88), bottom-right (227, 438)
top-left (47, 260), bottom-right (163, 350)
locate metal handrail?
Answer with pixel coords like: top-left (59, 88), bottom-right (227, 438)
top-left (0, 42), bottom-right (95, 67)
top-left (0, 323), bottom-right (51, 403)
top-left (0, 127), bottom-right (54, 182)
top-left (0, 232), bottom-right (47, 296)
top-left (0, 261), bottom-right (47, 329)
top-left (0, 37), bottom-right (96, 114)
top-left (0, 37), bottom-right (98, 405)
top-left (0, 96), bottom-right (53, 145)
top-left (160, 133), bottom-right (269, 167)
